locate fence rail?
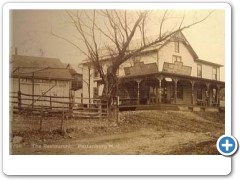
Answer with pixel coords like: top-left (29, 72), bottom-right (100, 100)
top-left (10, 91), bottom-right (111, 119)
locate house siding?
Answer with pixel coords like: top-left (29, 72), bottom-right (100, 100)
top-left (11, 77), bottom-right (71, 107)
top-left (82, 66), bottom-right (95, 104)
top-left (158, 41), bottom-right (196, 75)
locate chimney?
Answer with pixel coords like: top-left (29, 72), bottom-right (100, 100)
top-left (15, 47), bottom-right (17, 55)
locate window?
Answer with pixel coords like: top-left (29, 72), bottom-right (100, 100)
top-left (177, 85), bottom-right (183, 99)
top-left (133, 56), bottom-right (141, 65)
top-left (197, 64), bottom-right (202, 77)
top-left (212, 67), bottom-right (217, 80)
top-left (197, 89), bottom-right (202, 100)
top-left (94, 68), bottom-right (99, 78)
top-left (172, 55), bottom-right (181, 62)
top-left (174, 41), bottom-right (179, 53)
top-left (124, 68), bottom-right (130, 76)
top-left (93, 87), bottom-right (98, 98)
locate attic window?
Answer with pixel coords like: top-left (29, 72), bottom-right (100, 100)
top-left (174, 41), bottom-right (179, 53)
top-left (172, 55), bottom-right (181, 63)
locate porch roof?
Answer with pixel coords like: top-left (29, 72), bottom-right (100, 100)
top-left (120, 71), bottom-right (225, 85)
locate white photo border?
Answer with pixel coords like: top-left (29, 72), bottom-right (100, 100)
top-left (3, 2), bottom-right (231, 175)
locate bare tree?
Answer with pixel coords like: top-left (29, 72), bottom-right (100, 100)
top-left (51, 9), bottom-right (214, 110)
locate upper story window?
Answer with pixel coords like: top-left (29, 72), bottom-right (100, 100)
top-left (94, 68), bottom-right (100, 78)
top-left (212, 67), bottom-right (217, 80)
top-left (172, 55), bottom-right (181, 63)
top-left (174, 41), bottom-right (179, 53)
top-left (197, 64), bottom-right (202, 77)
top-left (132, 56), bottom-right (141, 65)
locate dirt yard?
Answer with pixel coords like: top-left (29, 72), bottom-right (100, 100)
top-left (10, 110), bottom-right (225, 155)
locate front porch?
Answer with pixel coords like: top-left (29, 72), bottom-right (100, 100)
top-left (119, 103), bottom-right (220, 112)
top-left (118, 72), bottom-right (225, 108)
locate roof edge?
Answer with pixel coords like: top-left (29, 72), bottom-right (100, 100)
top-left (195, 59), bottom-right (223, 67)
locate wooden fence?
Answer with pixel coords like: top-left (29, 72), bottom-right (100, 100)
top-left (10, 91), bottom-right (111, 119)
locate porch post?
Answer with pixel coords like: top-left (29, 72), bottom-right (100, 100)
top-left (191, 81), bottom-right (195, 105)
top-left (174, 79), bottom-right (178, 104)
top-left (136, 79), bottom-right (142, 105)
top-left (156, 76), bottom-right (162, 104)
top-left (159, 79), bottom-right (162, 104)
top-left (217, 85), bottom-right (221, 106)
top-left (206, 83), bottom-right (210, 106)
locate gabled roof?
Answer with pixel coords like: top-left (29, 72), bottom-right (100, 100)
top-left (81, 31), bottom-right (223, 68)
top-left (81, 37), bottom-right (164, 65)
top-left (11, 55), bottom-right (65, 68)
top-left (10, 55), bottom-right (73, 80)
top-left (169, 31), bottom-right (199, 59)
top-left (81, 31), bottom-right (195, 64)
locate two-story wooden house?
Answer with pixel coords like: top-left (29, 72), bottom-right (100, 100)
top-left (81, 31), bottom-right (225, 108)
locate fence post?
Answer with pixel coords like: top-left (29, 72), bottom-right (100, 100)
top-left (10, 105), bottom-right (13, 121)
top-left (18, 91), bottom-right (21, 113)
top-left (98, 100), bottom-right (102, 120)
top-left (81, 93), bottom-right (83, 104)
top-left (32, 72), bottom-right (35, 111)
top-left (107, 100), bottom-right (109, 127)
top-left (69, 95), bottom-right (73, 114)
top-left (61, 106), bottom-right (64, 130)
top-left (50, 96), bottom-right (52, 109)
top-left (39, 106), bottom-right (43, 131)
top-left (116, 96), bottom-right (119, 125)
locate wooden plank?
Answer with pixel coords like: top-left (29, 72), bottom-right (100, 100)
top-left (10, 101), bottom-right (18, 104)
top-left (72, 115), bottom-right (107, 119)
top-left (9, 96), bottom-right (18, 98)
top-left (21, 93), bottom-right (70, 99)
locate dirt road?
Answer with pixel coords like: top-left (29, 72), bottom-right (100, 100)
top-left (10, 111), bottom-right (224, 155)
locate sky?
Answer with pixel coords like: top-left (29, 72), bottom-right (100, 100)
top-left (10, 9), bottom-right (225, 80)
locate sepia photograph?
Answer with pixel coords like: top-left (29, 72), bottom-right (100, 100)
top-left (9, 7), bottom-right (225, 155)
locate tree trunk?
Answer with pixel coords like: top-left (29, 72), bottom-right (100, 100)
top-left (102, 66), bottom-right (118, 114)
